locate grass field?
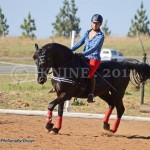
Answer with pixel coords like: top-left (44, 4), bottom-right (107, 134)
top-left (0, 36), bottom-right (150, 117)
top-left (0, 36), bottom-right (150, 58)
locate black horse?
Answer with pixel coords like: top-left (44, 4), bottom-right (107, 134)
top-left (33, 42), bottom-right (150, 135)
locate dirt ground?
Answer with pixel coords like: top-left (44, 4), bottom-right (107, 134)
top-left (0, 114), bottom-right (150, 150)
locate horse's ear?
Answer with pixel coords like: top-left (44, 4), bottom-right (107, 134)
top-left (35, 43), bottom-right (39, 51)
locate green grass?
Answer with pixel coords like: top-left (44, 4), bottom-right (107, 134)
top-left (0, 74), bottom-right (54, 110)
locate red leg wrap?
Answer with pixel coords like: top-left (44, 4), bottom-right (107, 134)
top-left (46, 110), bottom-right (52, 124)
top-left (103, 108), bottom-right (113, 123)
top-left (55, 116), bottom-right (62, 130)
top-left (111, 118), bottom-right (121, 133)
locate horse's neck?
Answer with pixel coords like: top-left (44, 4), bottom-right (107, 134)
top-left (53, 51), bottom-right (74, 68)
top-left (52, 56), bottom-right (85, 79)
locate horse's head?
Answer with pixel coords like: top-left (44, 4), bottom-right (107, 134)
top-left (33, 43), bottom-right (52, 84)
top-left (33, 42), bottom-right (81, 83)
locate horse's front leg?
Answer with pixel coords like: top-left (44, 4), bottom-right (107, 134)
top-left (48, 92), bottom-right (71, 135)
top-left (45, 98), bottom-right (59, 132)
top-left (50, 101), bottom-right (64, 135)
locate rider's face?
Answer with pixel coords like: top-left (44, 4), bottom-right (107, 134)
top-left (91, 22), bottom-right (101, 31)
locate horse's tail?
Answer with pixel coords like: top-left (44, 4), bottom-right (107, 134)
top-left (121, 58), bottom-right (150, 85)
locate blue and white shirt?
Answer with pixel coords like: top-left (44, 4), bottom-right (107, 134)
top-left (71, 29), bottom-right (105, 60)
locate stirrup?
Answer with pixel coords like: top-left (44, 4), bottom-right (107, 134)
top-left (87, 94), bottom-right (95, 103)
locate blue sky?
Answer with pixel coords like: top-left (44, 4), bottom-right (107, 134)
top-left (0, 0), bottom-right (150, 38)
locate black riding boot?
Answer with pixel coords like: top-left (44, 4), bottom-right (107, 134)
top-left (87, 77), bottom-right (95, 103)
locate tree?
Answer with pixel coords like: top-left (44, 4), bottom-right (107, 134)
top-left (20, 12), bottom-right (36, 38)
top-left (52, 0), bottom-right (81, 37)
top-left (128, 1), bottom-right (150, 37)
top-left (0, 7), bottom-right (9, 36)
top-left (102, 20), bottom-right (111, 36)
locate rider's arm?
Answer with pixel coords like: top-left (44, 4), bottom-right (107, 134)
top-left (71, 33), bottom-right (86, 52)
top-left (83, 34), bottom-right (104, 56)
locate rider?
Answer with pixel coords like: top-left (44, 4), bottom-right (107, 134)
top-left (71, 14), bottom-right (105, 103)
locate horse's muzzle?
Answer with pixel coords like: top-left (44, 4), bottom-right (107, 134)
top-left (38, 77), bottom-right (47, 84)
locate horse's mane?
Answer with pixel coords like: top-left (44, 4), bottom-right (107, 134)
top-left (42, 43), bottom-right (74, 55)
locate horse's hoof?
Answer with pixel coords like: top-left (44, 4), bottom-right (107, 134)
top-left (109, 129), bottom-right (116, 134)
top-left (45, 123), bottom-right (54, 132)
top-left (103, 122), bottom-right (110, 130)
top-left (50, 128), bottom-right (59, 135)
top-left (102, 129), bottom-right (114, 136)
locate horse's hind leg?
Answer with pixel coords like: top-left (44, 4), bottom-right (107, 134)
top-left (110, 98), bottom-right (125, 133)
top-left (109, 76), bottom-right (128, 133)
top-left (99, 93), bottom-right (114, 131)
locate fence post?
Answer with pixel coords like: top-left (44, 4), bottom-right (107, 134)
top-left (140, 53), bottom-right (147, 105)
top-left (65, 30), bottom-right (76, 112)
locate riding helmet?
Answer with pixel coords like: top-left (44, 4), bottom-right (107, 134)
top-left (91, 14), bottom-right (103, 24)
